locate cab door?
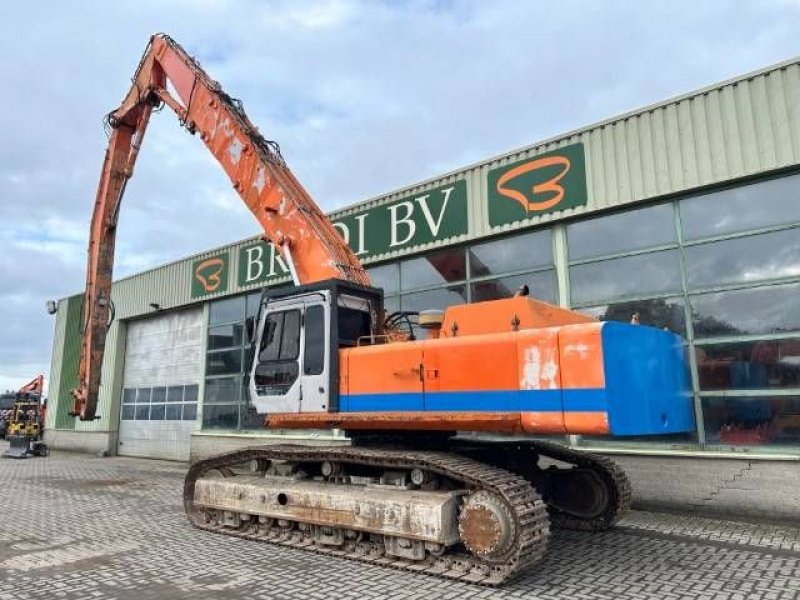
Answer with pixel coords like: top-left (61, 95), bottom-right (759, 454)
top-left (298, 302), bottom-right (329, 413)
top-left (248, 294), bottom-right (332, 415)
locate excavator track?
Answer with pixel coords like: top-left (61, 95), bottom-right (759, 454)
top-left (524, 440), bottom-right (631, 531)
top-left (451, 439), bottom-right (632, 532)
top-left (184, 445), bottom-right (550, 586)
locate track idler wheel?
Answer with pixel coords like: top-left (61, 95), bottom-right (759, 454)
top-left (547, 467), bottom-right (609, 520)
top-left (458, 491), bottom-right (517, 561)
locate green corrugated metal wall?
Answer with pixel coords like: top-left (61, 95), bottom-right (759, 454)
top-left (54, 294), bottom-right (83, 430)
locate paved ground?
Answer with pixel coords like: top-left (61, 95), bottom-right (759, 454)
top-left (1, 443), bottom-right (800, 600)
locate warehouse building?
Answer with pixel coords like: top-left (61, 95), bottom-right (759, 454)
top-left (46, 59), bottom-right (800, 517)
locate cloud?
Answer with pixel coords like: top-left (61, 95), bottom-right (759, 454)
top-left (1, 0), bottom-right (799, 389)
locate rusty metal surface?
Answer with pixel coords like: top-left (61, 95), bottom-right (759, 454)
top-left (194, 475), bottom-right (463, 544)
top-left (183, 445), bottom-right (551, 586)
top-left (458, 491), bottom-right (516, 559)
top-left (265, 411), bottom-right (526, 432)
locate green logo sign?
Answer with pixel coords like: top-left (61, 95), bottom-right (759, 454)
top-left (191, 254), bottom-right (229, 298)
top-left (238, 180), bottom-right (468, 287)
top-left (487, 143), bottom-right (587, 226)
top-left (237, 242), bottom-right (289, 287)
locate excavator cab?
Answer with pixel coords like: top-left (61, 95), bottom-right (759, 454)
top-left (248, 280), bottom-right (384, 415)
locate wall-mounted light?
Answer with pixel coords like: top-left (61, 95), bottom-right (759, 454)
top-left (149, 303), bottom-right (161, 311)
top-left (45, 300), bottom-right (58, 315)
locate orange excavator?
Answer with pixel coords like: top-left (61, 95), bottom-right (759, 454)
top-left (71, 34), bottom-right (693, 584)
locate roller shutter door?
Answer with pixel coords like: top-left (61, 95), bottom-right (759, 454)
top-left (118, 308), bottom-right (202, 460)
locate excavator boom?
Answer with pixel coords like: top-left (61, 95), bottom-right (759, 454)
top-left (18, 375), bottom-right (44, 396)
top-left (71, 33), bottom-right (368, 421)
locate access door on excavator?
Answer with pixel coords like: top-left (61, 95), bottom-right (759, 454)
top-left (249, 292), bottom-right (329, 414)
top-left (247, 280), bottom-right (383, 416)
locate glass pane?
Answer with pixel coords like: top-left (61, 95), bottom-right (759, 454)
top-left (204, 377), bottom-right (241, 404)
top-left (367, 263), bottom-right (400, 295)
top-left (202, 403), bottom-right (238, 429)
top-left (684, 229), bottom-right (800, 290)
top-left (165, 404), bottom-right (182, 420)
top-left (402, 285), bottom-right (467, 312)
top-left (206, 348), bottom-right (242, 376)
top-left (260, 312), bottom-right (285, 362)
top-left (239, 405), bottom-right (263, 430)
top-left (691, 283), bottom-right (800, 338)
top-left (253, 362), bottom-right (299, 393)
top-left (134, 405), bottom-right (150, 420)
top-left (696, 338), bottom-right (800, 391)
top-left (338, 307), bottom-right (371, 347)
top-left (209, 296), bottom-right (245, 325)
top-left (579, 297), bottom-right (687, 337)
top-left (471, 271), bottom-right (557, 305)
top-left (400, 248), bottom-right (466, 290)
top-left (304, 305), bottom-right (325, 375)
top-left (136, 388), bottom-right (151, 404)
top-left (151, 387), bottom-right (166, 404)
top-left (182, 403), bottom-right (198, 421)
top-left (184, 384), bottom-right (199, 403)
top-left (681, 174), bottom-right (800, 240)
top-left (469, 230), bottom-right (552, 278)
top-left (702, 395), bottom-right (800, 447)
top-left (149, 403), bottom-right (166, 420)
top-left (383, 296), bottom-right (400, 315)
top-left (122, 388), bottom-right (136, 404)
top-left (280, 310), bottom-right (301, 360)
top-left (167, 386), bottom-right (184, 402)
top-left (567, 203), bottom-right (675, 261)
top-left (246, 292), bottom-right (262, 319)
top-left (208, 324), bottom-right (243, 350)
top-left (121, 405), bottom-right (135, 420)
top-left (569, 249), bottom-right (681, 305)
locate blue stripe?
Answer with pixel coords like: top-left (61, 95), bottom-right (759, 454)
top-left (341, 389), bottom-right (608, 413)
top-left (562, 388), bottom-right (609, 412)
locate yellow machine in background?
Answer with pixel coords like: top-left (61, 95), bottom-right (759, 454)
top-left (4, 375), bottom-right (49, 459)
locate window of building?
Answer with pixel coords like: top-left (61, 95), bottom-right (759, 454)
top-left (567, 203), bottom-right (675, 261)
top-left (680, 174), bottom-right (800, 241)
top-left (569, 249), bottom-right (681, 306)
top-left (569, 172), bottom-right (800, 451)
top-left (684, 228), bottom-right (800, 290)
top-left (203, 292), bottom-right (260, 430)
top-left (471, 271), bottom-right (557, 305)
top-left (402, 286), bottom-right (467, 312)
top-left (689, 283), bottom-right (800, 338)
top-left (696, 339), bottom-right (800, 391)
top-left (368, 263), bottom-right (400, 295)
top-left (120, 383), bottom-right (198, 422)
top-left (701, 395), bottom-right (800, 448)
top-left (469, 230), bottom-right (553, 276)
top-left (400, 248), bottom-right (467, 290)
top-left (578, 297), bottom-right (687, 337)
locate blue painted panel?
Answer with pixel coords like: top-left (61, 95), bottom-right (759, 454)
top-left (342, 389), bottom-right (593, 413)
top-left (341, 392), bottom-right (424, 412)
top-left (601, 322), bottom-right (694, 435)
top-left (561, 388), bottom-right (609, 413)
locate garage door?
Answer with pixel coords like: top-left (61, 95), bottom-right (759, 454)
top-left (118, 308), bottom-right (202, 460)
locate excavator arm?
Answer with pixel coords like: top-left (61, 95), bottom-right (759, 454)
top-left (71, 33), bottom-right (369, 421)
top-left (19, 375), bottom-right (44, 396)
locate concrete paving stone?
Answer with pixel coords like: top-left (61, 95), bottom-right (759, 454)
top-left (1, 443), bottom-right (800, 599)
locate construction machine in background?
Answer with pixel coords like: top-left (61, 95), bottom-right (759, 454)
top-left (70, 34), bottom-right (694, 584)
top-left (4, 375), bottom-right (49, 459)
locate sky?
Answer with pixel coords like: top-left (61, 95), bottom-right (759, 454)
top-left (0, 0), bottom-right (799, 392)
